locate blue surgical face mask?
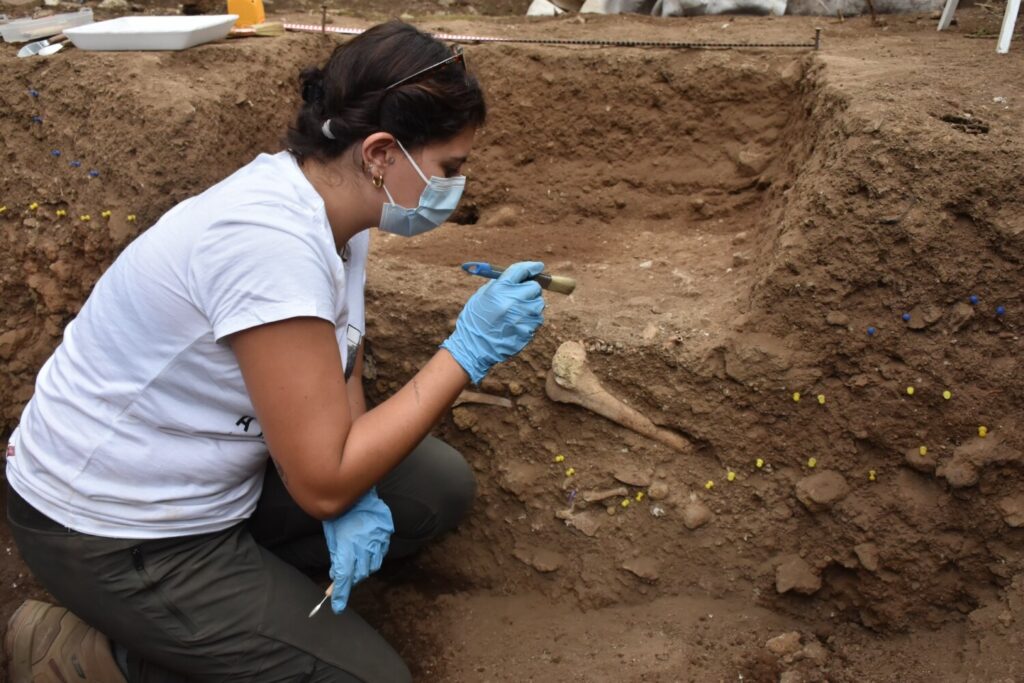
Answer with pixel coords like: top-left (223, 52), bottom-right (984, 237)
top-left (378, 139), bottom-right (466, 237)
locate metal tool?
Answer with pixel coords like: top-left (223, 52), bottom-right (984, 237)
top-left (307, 581), bottom-right (333, 618)
top-left (17, 33), bottom-right (67, 58)
top-left (461, 261), bottom-right (576, 295)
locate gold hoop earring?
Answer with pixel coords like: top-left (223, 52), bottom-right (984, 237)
top-left (372, 172), bottom-right (384, 189)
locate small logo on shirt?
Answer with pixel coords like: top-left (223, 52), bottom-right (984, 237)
top-left (235, 415), bottom-right (264, 440)
top-left (5, 444), bottom-right (14, 458)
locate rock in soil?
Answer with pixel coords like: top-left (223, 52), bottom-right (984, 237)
top-left (795, 470), bottom-right (849, 511)
top-left (682, 501), bottom-right (713, 530)
top-left (776, 556), bottom-right (822, 595)
top-left (766, 631), bottom-right (802, 656)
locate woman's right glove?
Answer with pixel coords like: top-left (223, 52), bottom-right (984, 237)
top-left (440, 261), bottom-right (546, 384)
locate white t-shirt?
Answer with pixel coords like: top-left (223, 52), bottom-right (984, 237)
top-left (6, 151), bottom-right (369, 539)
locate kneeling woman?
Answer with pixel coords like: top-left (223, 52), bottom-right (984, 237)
top-left (5, 20), bottom-right (545, 683)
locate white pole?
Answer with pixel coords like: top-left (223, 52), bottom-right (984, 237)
top-left (997, 0), bottom-right (1021, 53)
top-left (937, 0), bottom-right (959, 31)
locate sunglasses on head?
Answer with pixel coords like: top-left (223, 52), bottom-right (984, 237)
top-left (386, 45), bottom-right (466, 91)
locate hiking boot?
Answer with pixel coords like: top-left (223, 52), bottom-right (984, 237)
top-left (4, 599), bottom-right (126, 683)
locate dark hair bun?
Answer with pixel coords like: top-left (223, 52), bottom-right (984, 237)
top-left (285, 20), bottom-right (487, 163)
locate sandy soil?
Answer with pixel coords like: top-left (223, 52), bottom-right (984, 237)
top-left (2, 2), bottom-right (1023, 681)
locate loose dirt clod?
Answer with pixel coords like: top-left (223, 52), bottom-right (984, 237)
top-left (853, 543), bottom-right (880, 572)
top-left (682, 500), bottom-right (713, 530)
top-left (621, 556), bottom-right (660, 582)
top-left (766, 631), bottom-right (802, 656)
top-left (775, 556), bottom-right (822, 595)
top-left (795, 470), bottom-right (849, 511)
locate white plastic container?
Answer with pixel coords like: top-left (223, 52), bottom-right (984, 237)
top-left (63, 15), bottom-right (238, 51)
top-left (1, 9), bottom-right (93, 43)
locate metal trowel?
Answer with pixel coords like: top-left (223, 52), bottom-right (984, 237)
top-left (17, 33), bottom-right (67, 58)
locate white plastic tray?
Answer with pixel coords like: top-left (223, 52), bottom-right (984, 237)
top-left (63, 15), bottom-right (238, 51)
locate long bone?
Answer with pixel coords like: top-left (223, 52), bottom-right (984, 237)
top-left (544, 341), bottom-right (691, 453)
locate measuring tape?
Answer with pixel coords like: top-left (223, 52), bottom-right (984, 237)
top-left (283, 22), bottom-right (822, 50)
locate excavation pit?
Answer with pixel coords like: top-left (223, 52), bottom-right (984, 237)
top-left (2, 12), bottom-right (1023, 682)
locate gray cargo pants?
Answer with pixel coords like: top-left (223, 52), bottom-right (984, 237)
top-left (6, 436), bottom-right (476, 682)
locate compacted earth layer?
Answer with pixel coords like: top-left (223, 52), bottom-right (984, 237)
top-left (1, 4), bottom-right (1022, 681)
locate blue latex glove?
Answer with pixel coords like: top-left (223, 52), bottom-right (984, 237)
top-left (440, 261), bottom-right (546, 384)
top-left (322, 488), bottom-right (394, 613)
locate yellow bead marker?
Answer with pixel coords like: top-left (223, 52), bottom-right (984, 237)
top-left (755, 458), bottom-right (765, 469)
top-left (704, 480), bottom-right (714, 490)
top-left (817, 394), bottom-right (826, 405)
top-left (55, 209), bottom-right (67, 218)
top-left (127, 214), bottom-right (137, 222)
top-left (0, 206), bottom-right (7, 215)
top-left (807, 457), bottom-right (817, 468)
top-left (919, 446), bottom-right (928, 456)
top-left (978, 426), bottom-right (988, 439)
top-left (79, 215), bottom-right (91, 222)
top-left (792, 392), bottom-right (801, 402)
top-left (553, 454), bottom-right (565, 463)
top-left (943, 390), bottom-right (952, 400)
top-left (620, 498), bottom-right (630, 508)
top-left (906, 386), bottom-right (915, 396)
top-left (727, 471), bottom-right (736, 482)
top-left (635, 492), bottom-right (645, 502)
top-left (868, 470), bottom-right (877, 481)
top-left (28, 202), bottom-right (39, 211)
top-left (565, 467), bottom-right (575, 477)
top-left (101, 210), bottom-right (112, 219)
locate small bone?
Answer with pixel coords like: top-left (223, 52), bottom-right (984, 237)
top-left (454, 390), bottom-right (513, 409)
top-left (581, 486), bottom-right (629, 503)
top-left (545, 341), bottom-right (691, 453)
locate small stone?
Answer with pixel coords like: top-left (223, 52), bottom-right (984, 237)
top-left (853, 542), bottom-right (880, 572)
top-left (997, 495), bottom-right (1024, 527)
top-left (98, 0), bottom-right (129, 9)
top-left (507, 381), bottom-right (525, 396)
top-left (776, 556), bottom-right (821, 595)
top-left (638, 260), bottom-right (653, 269)
top-left (801, 640), bottom-right (829, 666)
top-left (825, 311), bottom-right (849, 327)
top-left (731, 231), bottom-right (749, 245)
top-left (732, 252), bottom-right (750, 268)
top-left (682, 501), bottom-right (712, 530)
top-left (621, 556), bottom-right (659, 582)
top-left (765, 631), bottom-right (802, 656)
top-left (513, 545), bottom-right (565, 573)
top-left (647, 481), bottom-right (670, 500)
top-left (451, 407), bottom-right (477, 430)
top-left (613, 464), bottom-right (653, 487)
top-left (795, 471), bottom-right (849, 512)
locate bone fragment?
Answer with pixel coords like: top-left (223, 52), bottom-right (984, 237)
top-left (581, 486), bottom-right (629, 503)
top-left (544, 341), bottom-right (691, 453)
top-left (454, 390), bottom-right (513, 409)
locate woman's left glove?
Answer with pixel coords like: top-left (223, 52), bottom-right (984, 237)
top-left (322, 488), bottom-right (395, 613)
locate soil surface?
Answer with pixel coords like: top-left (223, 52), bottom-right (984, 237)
top-left (2, 2), bottom-right (1024, 681)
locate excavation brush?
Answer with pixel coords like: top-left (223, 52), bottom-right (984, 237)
top-left (462, 262), bottom-right (577, 295)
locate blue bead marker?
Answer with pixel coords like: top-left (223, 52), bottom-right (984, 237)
top-left (88, 169), bottom-right (100, 178)
top-left (996, 306), bottom-right (1006, 317)
top-left (31, 116), bottom-right (43, 124)
top-left (29, 89), bottom-right (39, 98)
top-left (51, 150), bottom-right (61, 157)
top-left (902, 313), bottom-right (911, 322)
top-left (969, 295), bottom-right (979, 305)
top-left (69, 160), bottom-right (81, 168)
top-left (867, 326), bottom-right (877, 336)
